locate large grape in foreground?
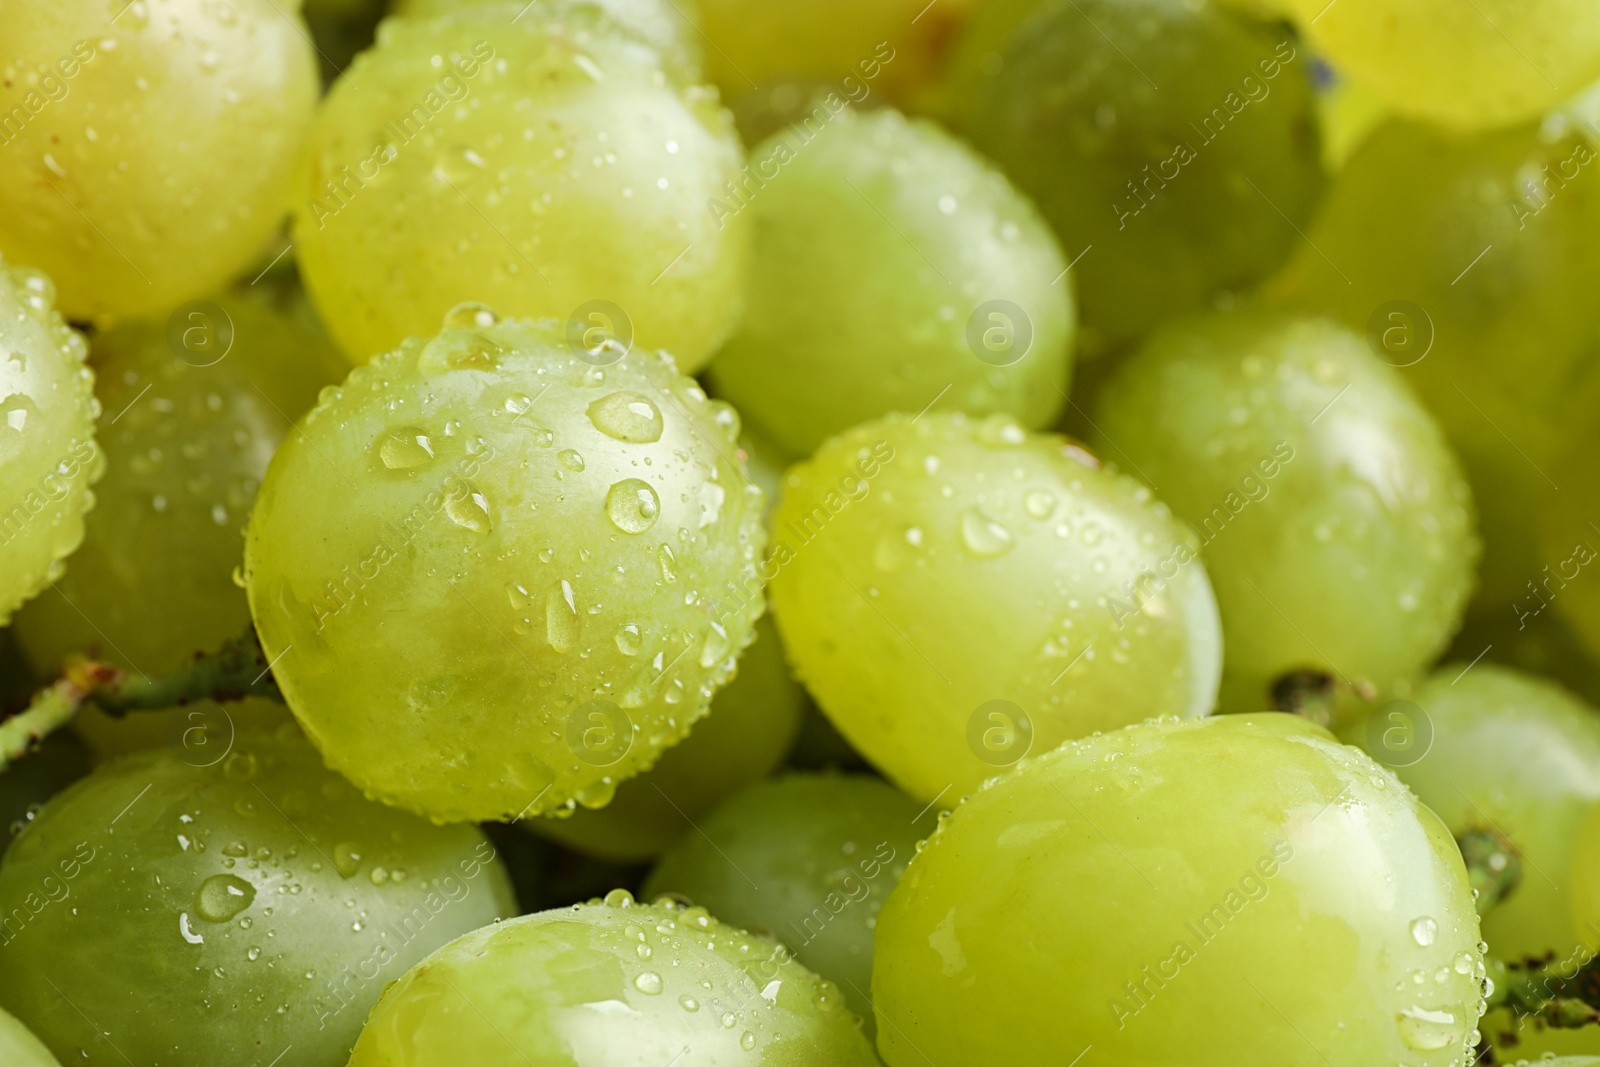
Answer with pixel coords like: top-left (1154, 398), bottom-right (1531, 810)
top-left (873, 714), bottom-right (1485, 1066)
top-left (346, 893), bottom-right (878, 1065)
top-left (0, 1008), bottom-right (56, 1067)
top-left (294, 5), bottom-right (748, 368)
top-left (0, 730), bottom-right (516, 1067)
top-left (0, 258), bottom-right (100, 624)
top-left (768, 413), bottom-right (1222, 803)
top-left (1094, 312), bottom-right (1478, 708)
top-left (706, 108), bottom-right (1074, 457)
top-left (0, 0), bottom-right (317, 322)
top-left (244, 313), bottom-right (767, 822)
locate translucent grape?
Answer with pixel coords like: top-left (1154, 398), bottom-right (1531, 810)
top-left (0, 729), bottom-right (516, 1066)
top-left (293, 6), bottom-right (748, 370)
top-left (1269, 119), bottom-right (1600, 611)
top-left (346, 893), bottom-right (878, 1065)
top-left (1282, 0), bottom-right (1600, 130)
top-left (873, 714), bottom-right (1485, 1065)
top-left (1093, 311), bottom-right (1478, 709)
top-left (0, 258), bottom-right (100, 624)
top-left (243, 314), bottom-right (767, 822)
top-left (643, 773), bottom-right (927, 1036)
top-left (0, 1008), bottom-right (57, 1067)
top-left (767, 412), bottom-right (1222, 803)
top-left (945, 0), bottom-right (1323, 345)
top-left (706, 107), bottom-right (1075, 457)
top-left (0, 0), bottom-right (317, 322)
top-left (526, 615), bottom-right (804, 862)
top-left (13, 296), bottom-right (346, 759)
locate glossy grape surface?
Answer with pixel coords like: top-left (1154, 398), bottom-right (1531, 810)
top-left (1094, 311), bottom-right (1478, 709)
top-left (0, 729), bottom-right (516, 1067)
top-left (244, 314), bottom-right (768, 822)
top-left (707, 107), bottom-right (1074, 457)
top-left (294, 6), bottom-right (748, 369)
top-left (644, 773), bottom-right (927, 1036)
top-left (0, 259), bottom-right (100, 625)
top-left (0, 0), bottom-right (317, 322)
top-left (873, 714), bottom-right (1486, 1065)
top-left (346, 892), bottom-right (879, 1065)
top-left (768, 412), bottom-right (1222, 803)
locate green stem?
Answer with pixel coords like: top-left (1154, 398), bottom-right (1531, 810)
top-left (1488, 952), bottom-right (1600, 1031)
top-left (0, 678), bottom-right (88, 773)
top-left (1459, 828), bottom-right (1523, 917)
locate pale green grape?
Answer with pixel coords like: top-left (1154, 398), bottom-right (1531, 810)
top-left (243, 313), bottom-right (767, 823)
top-left (945, 0), bottom-right (1323, 345)
top-left (0, 729), bottom-right (516, 1066)
top-left (1269, 119), bottom-right (1600, 612)
top-left (526, 615), bottom-right (804, 862)
top-left (0, 259), bottom-right (100, 625)
top-left (0, 0), bottom-right (317, 322)
top-left (347, 891), bottom-right (878, 1065)
top-left (13, 296), bottom-right (345, 759)
top-left (0, 1008), bottom-right (57, 1067)
top-left (1094, 311), bottom-right (1478, 710)
top-left (643, 773), bottom-right (927, 1036)
top-left (873, 714), bottom-right (1486, 1065)
top-left (767, 412), bottom-right (1222, 803)
top-left (1282, 0), bottom-right (1600, 130)
top-left (706, 107), bottom-right (1075, 457)
top-left (293, 6), bottom-right (747, 370)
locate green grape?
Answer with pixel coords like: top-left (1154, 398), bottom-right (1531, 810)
top-left (0, 259), bottom-right (100, 625)
top-left (0, 731), bottom-right (90, 855)
top-left (873, 714), bottom-right (1486, 1065)
top-left (1448, 605), bottom-right (1600, 710)
top-left (12, 296), bottom-right (345, 759)
top-left (1093, 311), bottom-right (1478, 709)
top-left (1282, 0), bottom-right (1600, 130)
top-left (737, 424), bottom-right (794, 522)
top-left (347, 891), bottom-right (877, 1065)
top-left (642, 773), bottom-right (927, 1036)
top-left (0, 1007), bottom-right (57, 1067)
top-left (243, 313), bottom-right (767, 823)
top-left (1307, 53), bottom-right (1389, 170)
top-left (1538, 419), bottom-right (1600, 663)
top-left (0, 0), bottom-right (317, 323)
top-left (945, 0), bottom-right (1323, 345)
top-left (293, 6), bottom-right (747, 371)
top-left (767, 412), bottom-right (1222, 803)
top-left (527, 615), bottom-right (804, 862)
top-left (0, 729), bottom-right (516, 1066)
top-left (1269, 119), bottom-right (1600, 612)
top-left (706, 107), bottom-right (1075, 458)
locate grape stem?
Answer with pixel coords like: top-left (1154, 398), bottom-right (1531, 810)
top-left (1487, 951), bottom-right (1600, 1035)
top-left (0, 627), bottom-right (284, 771)
top-left (1458, 828), bottom-right (1523, 917)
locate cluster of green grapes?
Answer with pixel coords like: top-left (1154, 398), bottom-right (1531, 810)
top-left (6, 0), bottom-right (1600, 1063)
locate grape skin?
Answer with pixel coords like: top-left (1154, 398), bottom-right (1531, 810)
top-left (706, 107), bottom-right (1075, 458)
top-left (768, 412), bottom-right (1222, 803)
top-left (0, 259), bottom-right (101, 625)
top-left (0, 730), bottom-right (516, 1067)
top-left (0, 0), bottom-right (317, 322)
top-left (293, 6), bottom-right (749, 370)
top-left (243, 315), bottom-right (768, 823)
top-left (346, 893), bottom-right (878, 1065)
top-left (1094, 311), bottom-right (1478, 709)
top-left (0, 1008), bottom-right (57, 1067)
top-left (873, 714), bottom-right (1485, 1065)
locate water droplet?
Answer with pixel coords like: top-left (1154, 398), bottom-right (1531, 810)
top-left (378, 428), bottom-right (435, 470)
top-left (179, 912), bottom-right (205, 944)
top-left (546, 580), bottom-right (581, 652)
top-left (961, 509), bottom-right (1015, 558)
top-left (657, 543), bottom-right (678, 584)
top-left (606, 478), bottom-right (660, 533)
top-left (443, 302), bottom-right (499, 330)
top-left (1396, 1005), bottom-right (1461, 1051)
top-left (445, 485), bottom-right (492, 534)
top-left (195, 875), bottom-right (256, 922)
top-left (1411, 916), bottom-right (1438, 947)
top-left (1024, 490), bottom-right (1055, 518)
top-left (679, 994), bottom-right (699, 1012)
top-left (588, 392), bottom-right (663, 443)
top-left (558, 449), bottom-right (585, 471)
top-left (615, 623), bottom-right (643, 656)
top-left (634, 971), bottom-right (663, 995)
top-left (333, 843), bottom-right (362, 878)
top-left (740, 1031), bottom-right (756, 1051)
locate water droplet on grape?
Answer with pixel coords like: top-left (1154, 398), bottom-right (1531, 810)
top-left (960, 508), bottom-right (1015, 557)
top-left (444, 486), bottom-right (492, 534)
top-left (634, 971), bottom-right (664, 994)
top-left (195, 874), bottom-right (256, 922)
top-left (1396, 1005), bottom-right (1461, 1051)
top-left (606, 478), bottom-right (661, 533)
top-left (546, 580), bottom-right (581, 652)
top-left (442, 302), bottom-right (499, 330)
top-left (1410, 916), bottom-right (1438, 947)
top-left (558, 449), bottom-right (586, 471)
top-left (378, 428), bottom-right (434, 470)
top-left (588, 391), bottom-right (663, 443)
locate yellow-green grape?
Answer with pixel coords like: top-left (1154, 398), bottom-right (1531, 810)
top-left (348, 892), bottom-right (876, 1064)
top-left (0, 1008), bottom-right (57, 1067)
top-left (1539, 417), bottom-right (1600, 663)
top-left (1308, 53), bottom-right (1389, 170)
top-left (1282, 0), bottom-right (1600, 130)
top-left (1269, 119), bottom-right (1600, 612)
top-left (706, 108), bottom-right (1075, 458)
top-left (0, 0), bottom-right (317, 323)
top-left (0, 729), bottom-right (516, 1067)
top-left (293, 7), bottom-right (747, 370)
top-left (12, 296), bottom-right (345, 759)
top-left (643, 773), bottom-right (927, 1036)
top-left (873, 714), bottom-right (1486, 1065)
top-left (945, 0), bottom-right (1323, 346)
top-left (1093, 312), bottom-right (1478, 709)
top-left (0, 259), bottom-right (100, 625)
top-left (768, 412), bottom-right (1222, 803)
top-left (526, 615), bottom-right (804, 862)
top-left (243, 313), bottom-right (767, 823)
